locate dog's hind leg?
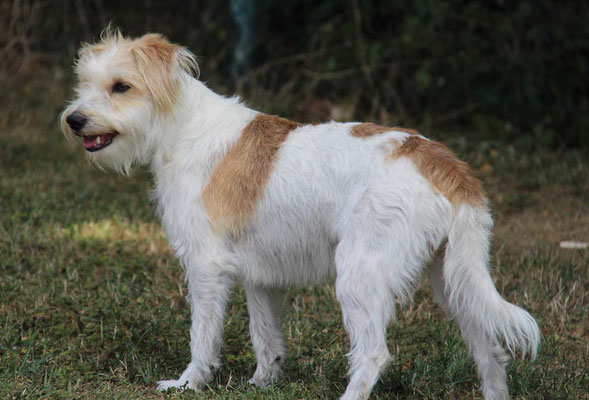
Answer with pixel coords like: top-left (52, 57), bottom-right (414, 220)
top-left (335, 229), bottom-right (429, 399)
top-left (426, 255), bottom-right (510, 400)
top-left (335, 180), bottom-right (449, 399)
top-left (335, 261), bottom-right (393, 400)
top-left (157, 267), bottom-right (233, 391)
top-left (245, 284), bottom-right (287, 387)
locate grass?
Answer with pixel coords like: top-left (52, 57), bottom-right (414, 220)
top-left (0, 68), bottom-right (587, 399)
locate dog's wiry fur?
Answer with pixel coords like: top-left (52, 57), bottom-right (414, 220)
top-left (61, 30), bottom-right (540, 400)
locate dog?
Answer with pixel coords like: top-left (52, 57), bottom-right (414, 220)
top-left (61, 30), bottom-right (539, 400)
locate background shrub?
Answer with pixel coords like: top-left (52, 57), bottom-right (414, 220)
top-left (1, 0), bottom-right (587, 147)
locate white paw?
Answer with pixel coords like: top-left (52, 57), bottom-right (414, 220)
top-left (157, 378), bottom-right (203, 391)
top-left (157, 361), bottom-right (211, 392)
top-left (248, 367), bottom-right (282, 388)
top-left (156, 378), bottom-right (188, 391)
top-left (249, 376), bottom-right (272, 388)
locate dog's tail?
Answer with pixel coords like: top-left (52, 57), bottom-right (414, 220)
top-left (443, 203), bottom-right (540, 358)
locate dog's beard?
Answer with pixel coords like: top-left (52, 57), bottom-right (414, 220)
top-left (84, 128), bottom-right (153, 175)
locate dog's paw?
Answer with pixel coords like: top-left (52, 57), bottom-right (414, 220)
top-left (157, 361), bottom-right (211, 392)
top-left (157, 378), bottom-right (203, 392)
top-left (248, 367), bottom-right (282, 388)
top-left (157, 379), bottom-right (187, 391)
top-left (248, 377), bottom-right (271, 388)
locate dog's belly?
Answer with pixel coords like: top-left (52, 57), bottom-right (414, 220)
top-left (234, 220), bottom-right (337, 287)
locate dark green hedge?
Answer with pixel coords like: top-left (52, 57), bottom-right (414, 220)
top-left (2, 0), bottom-right (587, 147)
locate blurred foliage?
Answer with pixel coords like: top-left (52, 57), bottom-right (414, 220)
top-left (1, 0), bottom-right (588, 147)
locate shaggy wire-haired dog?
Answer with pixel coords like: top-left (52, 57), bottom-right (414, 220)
top-left (61, 30), bottom-right (539, 400)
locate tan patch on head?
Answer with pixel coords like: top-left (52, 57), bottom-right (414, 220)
top-left (350, 122), bottom-right (419, 138)
top-left (130, 34), bottom-right (198, 112)
top-left (202, 114), bottom-right (302, 235)
top-left (390, 136), bottom-right (484, 206)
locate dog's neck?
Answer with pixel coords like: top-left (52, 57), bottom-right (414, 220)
top-left (149, 78), bottom-right (255, 170)
top-left (149, 76), bottom-right (256, 185)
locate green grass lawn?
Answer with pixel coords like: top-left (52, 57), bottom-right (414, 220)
top-left (0, 70), bottom-right (587, 399)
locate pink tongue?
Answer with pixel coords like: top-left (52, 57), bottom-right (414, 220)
top-left (83, 136), bottom-right (99, 149)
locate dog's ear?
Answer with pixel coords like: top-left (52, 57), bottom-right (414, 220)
top-left (131, 34), bottom-right (199, 112)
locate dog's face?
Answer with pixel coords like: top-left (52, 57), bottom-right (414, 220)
top-left (61, 31), bottom-right (198, 173)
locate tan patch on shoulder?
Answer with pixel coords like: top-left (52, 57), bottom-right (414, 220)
top-left (390, 136), bottom-right (484, 206)
top-left (202, 114), bottom-right (302, 235)
top-left (350, 122), bottom-right (419, 138)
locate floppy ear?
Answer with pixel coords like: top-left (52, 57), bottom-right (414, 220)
top-left (131, 34), bottom-right (199, 112)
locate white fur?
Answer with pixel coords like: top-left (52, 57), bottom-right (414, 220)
top-left (62, 36), bottom-right (539, 400)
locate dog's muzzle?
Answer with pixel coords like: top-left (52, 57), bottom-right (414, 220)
top-left (65, 111), bottom-right (119, 152)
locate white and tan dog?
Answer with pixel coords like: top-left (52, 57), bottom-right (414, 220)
top-left (61, 30), bottom-right (539, 400)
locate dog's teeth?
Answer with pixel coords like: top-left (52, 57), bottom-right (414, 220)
top-left (96, 136), bottom-right (101, 145)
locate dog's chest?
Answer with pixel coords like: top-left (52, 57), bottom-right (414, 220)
top-left (151, 165), bottom-right (212, 259)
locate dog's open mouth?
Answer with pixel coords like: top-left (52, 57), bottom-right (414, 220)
top-left (82, 132), bottom-right (118, 152)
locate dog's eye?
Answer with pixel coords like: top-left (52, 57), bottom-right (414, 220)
top-left (112, 82), bottom-right (131, 93)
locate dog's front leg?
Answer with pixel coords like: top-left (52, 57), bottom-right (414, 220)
top-left (158, 267), bottom-right (233, 391)
top-left (245, 284), bottom-right (287, 387)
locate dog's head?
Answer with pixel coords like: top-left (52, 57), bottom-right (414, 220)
top-left (60, 29), bottom-right (198, 173)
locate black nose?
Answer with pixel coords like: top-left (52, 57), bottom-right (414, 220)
top-left (66, 112), bottom-right (87, 131)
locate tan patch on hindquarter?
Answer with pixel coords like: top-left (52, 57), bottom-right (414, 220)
top-left (202, 114), bottom-right (302, 235)
top-left (391, 136), bottom-right (484, 206)
top-left (351, 122), bottom-right (418, 138)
